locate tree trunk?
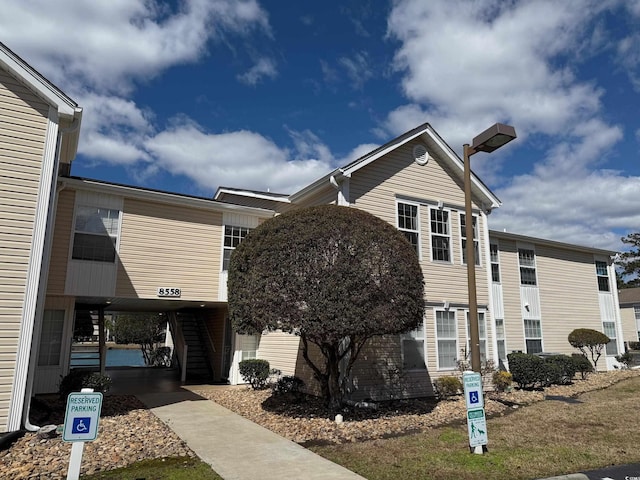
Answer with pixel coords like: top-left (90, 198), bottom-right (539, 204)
top-left (326, 345), bottom-right (342, 413)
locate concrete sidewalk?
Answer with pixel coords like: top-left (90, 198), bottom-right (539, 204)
top-left (137, 391), bottom-right (366, 480)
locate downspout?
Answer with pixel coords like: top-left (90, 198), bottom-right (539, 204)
top-left (22, 115), bottom-right (81, 432)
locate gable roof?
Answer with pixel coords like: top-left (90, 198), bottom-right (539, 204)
top-left (289, 122), bottom-right (502, 211)
top-left (0, 41), bottom-right (81, 119)
top-left (618, 287), bottom-right (640, 305)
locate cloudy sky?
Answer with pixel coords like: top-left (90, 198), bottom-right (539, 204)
top-left (1, 0), bottom-right (639, 251)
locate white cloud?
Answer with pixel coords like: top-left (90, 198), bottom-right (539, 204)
top-left (339, 51), bottom-right (373, 89)
top-left (237, 58), bottom-right (278, 86)
top-left (0, 0), bottom-right (271, 95)
top-left (385, 0), bottom-right (610, 147)
top-left (383, 0), bottom-right (640, 250)
top-left (143, 122), bottom-right (335, 193)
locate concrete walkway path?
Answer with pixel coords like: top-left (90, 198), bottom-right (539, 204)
top-left (137, 391), bottom-right (366, 480)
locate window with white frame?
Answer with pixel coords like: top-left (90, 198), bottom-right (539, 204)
top-left (602, 321), bottom-right (618, 356)
top-left (495, 318), bottom-right (506, 363)
top-left (460, 213), bottom-right (480, 265)
top-left (595, 261), bottom-right (610, 292)
top-left (436, 310), bottom-right (457, 369)
top-left (397, 202), bottom-right (419, 255)
top-left (490, 243), bottom-right (500, 283)
top-left (72, 206), bottom-right (120, 262)
top-left (222, 225), bottom-right (252, 271)
top-left (401, 322), bottom-right (426, 370)
top-left (430, 208), bottom-right (450, 262)
top-left (635, 306), bottom-right (640, 339)
top-left (524, 319), bottom-right (542, 354)
top-left (518, 248), bottom-right (537, 286)
top-left (466, 311), bottom-right (487, 362)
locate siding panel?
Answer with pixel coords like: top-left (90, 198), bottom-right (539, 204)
top-left (116, 198), bottom-right (224, 300)
top-left (0, 69), bottom-right (49, 431)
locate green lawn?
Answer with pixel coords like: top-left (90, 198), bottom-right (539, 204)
top-left (311, 376), bottom-right (640, 480)
top-left (80, 457), bottom-right (222, 480)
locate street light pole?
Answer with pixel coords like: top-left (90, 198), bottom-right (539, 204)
top-left (464, 123), bottom-right (517, 373)
top-left (464, 144), bottom-right (481, 373)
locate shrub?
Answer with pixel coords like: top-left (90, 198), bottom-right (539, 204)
top-left (568, 328), bottom-right (610, 371)
top-left (507, 352), bottom-right (546, 389)
top-left (272, 376), bottom-right (305, 398)
top-left (571, 354), bottom-right (594, 379)
top-left (543, 355), bottom-right (577, 385)
top-left (628, 341), bottom-right (640, 351)
top-left (492, 370), bottom-right (512, 392)
top-left (433, 376), bottom-right (462, 398)
top-left (59, 369), bottom-right (111, 400)
top-left (238, 359), bottom-right (270, 390)
top-left (615, 351), bottom-right (633, 369)
top-left (150, 346), bottom-right (172, 366)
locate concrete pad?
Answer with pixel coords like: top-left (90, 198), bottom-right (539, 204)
top-left (138, 392), bottom-right (366, 480)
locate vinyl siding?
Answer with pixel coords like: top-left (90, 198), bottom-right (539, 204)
top-left (46, 189), bottom-right (75, 295)
top-left (0, 69), bottom-right (49, 431)
top-left (257, 331), bottom-right (301, 376)
top-left (349, 140), bottom-right (489, 306)
top-left (495, 237), bottom-right (614, 358)
top-left (116, 198), bottom-right (222, 300)
top-left (201, 308), bottom-right (226, 381)
top-left (536, 246), bottom-right (603, 354)
top-left (620, 306), bottom-right (639, 343)
top-left (295, 185), bottom-right (337, 208)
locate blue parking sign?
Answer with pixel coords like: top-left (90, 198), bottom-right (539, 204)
top-left (72, 417), bottom-right (91, 434)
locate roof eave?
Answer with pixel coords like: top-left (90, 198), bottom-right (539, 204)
top-left (0, 41), bottom-right (80, 119)
top-left (489, 230), bottom-right (618, 257)
top-left (62, 177), bottom-right (276, 218)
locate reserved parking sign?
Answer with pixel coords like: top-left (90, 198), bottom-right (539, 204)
top-left (62, 392), bottom-right (103, 442)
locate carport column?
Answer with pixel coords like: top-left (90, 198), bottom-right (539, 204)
top-left (98, 307), bottom-right (106, 376)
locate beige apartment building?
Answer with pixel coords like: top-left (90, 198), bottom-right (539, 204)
top-left (0, 41), bottom-right (632, 434)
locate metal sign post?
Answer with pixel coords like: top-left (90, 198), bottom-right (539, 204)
top-left (63, 388), bottom-right (103, 480)
top-left (463, 371), bottom-right (487, 454)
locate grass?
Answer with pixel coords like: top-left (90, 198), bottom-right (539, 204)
top-left (80, 457), bottom-right (222, 480)
top-left (311, 375), bottom-right (640, 480)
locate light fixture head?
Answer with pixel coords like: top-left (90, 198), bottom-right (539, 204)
top-left (471, 123), bottom-right (517, 153)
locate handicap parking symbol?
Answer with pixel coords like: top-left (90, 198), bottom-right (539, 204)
top-left (469, 391), bottom-right (479, 404)
top-left (72, 417), bottom-right (91, 434)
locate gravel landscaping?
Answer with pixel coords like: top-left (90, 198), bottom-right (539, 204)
top-left (1, 369), bottom-right (637, 479)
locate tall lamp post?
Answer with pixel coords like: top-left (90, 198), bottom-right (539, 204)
top-left (465, 123), bottom-right (516, 373)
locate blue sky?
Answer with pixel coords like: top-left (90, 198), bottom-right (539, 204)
top-left (1, 0), bottom-right (639, 251)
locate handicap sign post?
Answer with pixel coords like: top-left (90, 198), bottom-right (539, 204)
top-left (462, 371), bottom-right (487, 454)
top-left (63, 388), bottom-right (103, 480)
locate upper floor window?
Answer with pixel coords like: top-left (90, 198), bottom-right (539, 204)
top-left (430, 208), bottom-right (450, 262)
top-left (460, 213), bottom-right (480, 265)
top-left (223, 225), bottom-right (251, 271)
top-left (518, 248), bottom-right (537, 286)
top-left (72, 206), bottom-right (120, 263)
top-left (490, 243), bottom-right (500, 282)
top-left (595, 261), bottom-right (610, 292)
top-left (397, 202), bottom-right (419, 255)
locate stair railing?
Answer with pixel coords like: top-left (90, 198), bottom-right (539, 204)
top-left (168, 312), bottom-right (188, 384)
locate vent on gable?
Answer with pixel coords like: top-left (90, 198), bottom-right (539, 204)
top-left (413, 144), bottom-right (429, 166)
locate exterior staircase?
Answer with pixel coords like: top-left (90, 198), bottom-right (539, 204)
top-left (178, 313), bottom-right (214, 383)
